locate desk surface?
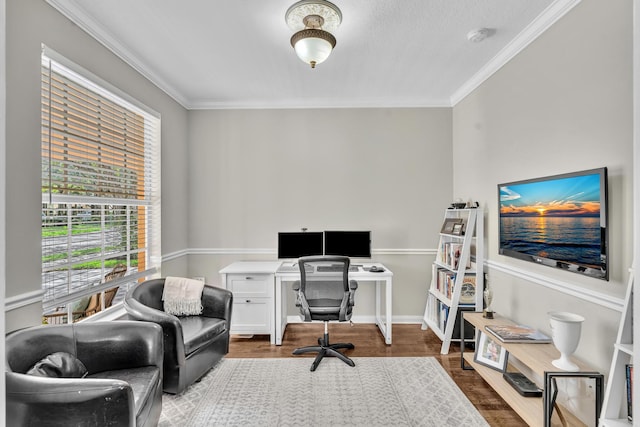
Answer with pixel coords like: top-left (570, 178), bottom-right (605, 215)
top-left (276, 262), bottom-right (393, 277)
top-left (220, 261), bottom-right (393, 277)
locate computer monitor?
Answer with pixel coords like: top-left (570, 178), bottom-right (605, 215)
top-left (323, 231), bottom-right (372, 258)
top-left (277, 232), bottom-right (324, 259)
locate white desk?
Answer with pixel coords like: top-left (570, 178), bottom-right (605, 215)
top-left (220, 261), bottom-right (393, 346)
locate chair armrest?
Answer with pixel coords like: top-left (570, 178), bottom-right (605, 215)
top-left (124, 295), bottom-right (186, 367)
top-left (201, 285), bottom-right (233, 320)
top-left (349, 280), bottom-right (358, 305)
top-left (6, 372), bottom-right (135, 426)
top-left (201, 285), bottom-right (233, 336)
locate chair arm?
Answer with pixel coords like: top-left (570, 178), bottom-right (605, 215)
top-left (124, 296), bottom-right (186, 367)
top-left (6, 372), bottom-right (135, 426)
top-left (349, 280), bottom-right (358, 305)
top-left (292, 281), bottom-right (312, 321)
top-left (201, 285), bottom-right (233, 320)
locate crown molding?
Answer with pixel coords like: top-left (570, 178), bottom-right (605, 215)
top-left (187, 98), bottom-right (453, 110)
top-left (45, 0), bottom-right (190, 108)
top-left (450, 0), bottom-right (582, 106)
top-left (47, 0), bottom-right (581, 110)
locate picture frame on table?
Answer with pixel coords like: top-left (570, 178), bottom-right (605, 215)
top-left (440, 218), bottom-right (463, 234)
top-left (474, 331), bottom-right (509, 372)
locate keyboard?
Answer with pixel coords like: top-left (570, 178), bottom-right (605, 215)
top-left (317, 265), bottom-right (359, 272)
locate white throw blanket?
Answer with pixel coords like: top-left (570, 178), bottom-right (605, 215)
top-left (162, 276), bottom-right (205, 316)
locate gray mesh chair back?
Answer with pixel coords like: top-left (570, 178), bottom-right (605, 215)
top-left (292, 255), bottom-right (358, 371)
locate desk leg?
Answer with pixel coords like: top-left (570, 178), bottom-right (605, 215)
top-left (543, 371), bottom-right (604, 427)
top-left (374, 278), bottom-right (392, 345)
top-left (275, 276), bottom-right (283, 345)
top-left (460, 311), bottom-right (474, 370)
top-left (385, 277), bottom-right (392, 345)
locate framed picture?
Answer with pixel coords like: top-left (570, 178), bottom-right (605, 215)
top-left (440, 218), bottom-right (463, 234)
top-left (451, 222), bottom-right (464, 236)
top-left (474, 331), bottom-right (509, 372)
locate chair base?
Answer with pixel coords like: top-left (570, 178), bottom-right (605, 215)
top-left (293, 329), bottom-right (355, 372)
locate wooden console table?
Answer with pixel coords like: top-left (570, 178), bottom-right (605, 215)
top-left (461, 312), bottom-right (601, 427)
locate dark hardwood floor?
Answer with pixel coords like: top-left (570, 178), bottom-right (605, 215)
top-left (227, 323), bottom-right (526, 426)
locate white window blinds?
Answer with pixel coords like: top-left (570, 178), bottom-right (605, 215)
top-left (41, 46), bottom-right (161, 311)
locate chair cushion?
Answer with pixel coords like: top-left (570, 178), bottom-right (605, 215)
top-left (87, 366), bottom-right (160, 418)
top-left (179, 316), bottom-right (227, 355)
top-left (26, 352), bottom-right (88, 378)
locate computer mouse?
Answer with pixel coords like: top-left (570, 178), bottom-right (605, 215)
top-left (370, 266), bottom-right (382, 272)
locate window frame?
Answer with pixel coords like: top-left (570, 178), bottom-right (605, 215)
top-left (40, 46), bottom-right (161, 322)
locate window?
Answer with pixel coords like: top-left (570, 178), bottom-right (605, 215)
top-left (41, 47), bottom-right (161, 324)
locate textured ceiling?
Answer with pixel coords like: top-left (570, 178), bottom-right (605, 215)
top-left (46, 0), bottom-right (579, 109)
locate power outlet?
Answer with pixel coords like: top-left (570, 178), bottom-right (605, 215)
top-left (193, 276), bottom-right (205, 283)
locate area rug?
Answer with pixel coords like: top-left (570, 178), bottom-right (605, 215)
top-left (159, 357), bottom-right (488, 427)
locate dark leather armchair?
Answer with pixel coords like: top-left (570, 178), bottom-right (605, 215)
top-left (6, 321), bottom-right (163, 427)
top-left (292, 256), bottom-right (358, 371)
top-left (124, 278), bottom-right (233, 394)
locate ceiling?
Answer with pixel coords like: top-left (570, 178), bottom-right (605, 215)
top-left (46, 0), bottom-right (578, 109)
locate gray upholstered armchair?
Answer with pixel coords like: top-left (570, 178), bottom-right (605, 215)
top-left (124, 278), bottom-right (233, 394)
top-left (6, 321), bottom-right (163, 427)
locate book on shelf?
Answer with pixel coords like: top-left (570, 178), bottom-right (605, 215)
top-left (627, 364), bottom-right (633, 421)
top-left (484, 324), bottom-right (552, 343)
top-left (439, 242), bottom-right (471, 269)
top-left (459, 274), bottom-right (476, 305)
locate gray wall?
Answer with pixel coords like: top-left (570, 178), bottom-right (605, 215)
top-left (5, 0), bottom-right (189, 331)
top-left (3, 0), bottom-right (633, 391)
top-left (186, 108), bottom-right (453, 318)
top-left (453, 0), bottom-right (632, 376)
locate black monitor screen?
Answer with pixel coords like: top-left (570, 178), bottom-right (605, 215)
top-left (277, 232), bottom-right (324, 259)
top-left (324, 231), bottom-right (371, 258)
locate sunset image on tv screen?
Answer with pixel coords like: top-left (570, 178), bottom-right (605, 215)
top-left (499, 171), bottom-right (605, 275)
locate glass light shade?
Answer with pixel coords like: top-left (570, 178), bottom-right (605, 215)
top-left (290, 29), bottom-right (336, 68)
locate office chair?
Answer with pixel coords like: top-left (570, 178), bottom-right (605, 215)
top-left (292, 255), bottom-right (358, 371)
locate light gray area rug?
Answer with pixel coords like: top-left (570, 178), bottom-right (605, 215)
top-left (159, 357), bottom-right (488, 427)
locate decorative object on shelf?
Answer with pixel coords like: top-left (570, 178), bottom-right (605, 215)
top-left (451, 222), bottom-right (464, 236)
top-left (440, 218), bottom-right (462, 234)
top-left (473, 331), bottom-right (508, 372)
top-left (285, 0), bottom-right (342, 68)
top-left (548, 311), bottom-right (585, 371)
top-left (483, 284), bottom-right (494, 319)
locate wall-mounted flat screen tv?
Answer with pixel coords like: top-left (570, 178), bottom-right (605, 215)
top-left (277, 232), bottom-right (324, 259)
top-left (498, 167), bottom-right (608, 280)
top-left (324, 231), bottom-right (372, 258)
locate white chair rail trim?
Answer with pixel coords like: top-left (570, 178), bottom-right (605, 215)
top-left (163, 248), bottom-right (435, 262)
top-left (486, 259), bottom-right (624, 312)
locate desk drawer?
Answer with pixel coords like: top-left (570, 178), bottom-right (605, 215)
top-left (230, 298), bottom-right (270, 334)
top-left (227, 274), bottom-right (270, 297)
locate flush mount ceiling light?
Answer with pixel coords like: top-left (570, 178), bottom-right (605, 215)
top-left (285, 0), bottom-right (342, 69)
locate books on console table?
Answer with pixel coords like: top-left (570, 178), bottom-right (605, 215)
top-left (484, 324), bottom-right (552, 343)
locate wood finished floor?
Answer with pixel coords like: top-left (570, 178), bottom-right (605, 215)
top-left (227, 323), bottom-right (526, 427)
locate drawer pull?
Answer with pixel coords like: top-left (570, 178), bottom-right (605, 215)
top-left (245, 299), bottom-right (251, 303)
top-left (245, 277), bottom-right (253, 280)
